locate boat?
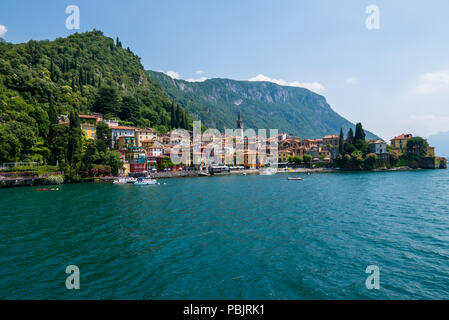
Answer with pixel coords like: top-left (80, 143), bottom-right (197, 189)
top-left (113, 178), bottom-right (127, 184)
top-left (287, 177), bottom-right (303, 181)
top-left (134, 178), bottom-right (157, 185)
top-left (113, 177), bottom-right (136, 184)
top-left (259, 168), bottom-right (277, 175)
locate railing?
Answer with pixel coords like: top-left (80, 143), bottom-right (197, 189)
top-left (1, 162), bottom-right (41, 168)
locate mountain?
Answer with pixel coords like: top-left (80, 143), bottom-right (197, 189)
top-left (147, 70), bottom-right (378, 139)
top-left (0, 30), bottom-right (191, 163)
top-left (427, 132), bottom-right (449, 157)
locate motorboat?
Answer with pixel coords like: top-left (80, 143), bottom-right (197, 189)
top-left (287, 177), bottom-right (303, 181)
top-left (113, 177), bottom-right (136, 184)
top-left (134, 178), bottom-right (157, 185)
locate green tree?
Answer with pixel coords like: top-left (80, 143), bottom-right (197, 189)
top-left (338, 128), bottom-right (344, 155)
top-left (347, 128), bottom-right (354, 145)
top-left (175, 104), bottom-right (181, 128)
top-left (48, 124), bottom-right (68, 165)
top-left (170, 103), bottom-right (176, 128)
top-left (103, 151), bottom-right (123, 175)
top-left (406, 137), bottom-right (429, 157)
top-left (96, 121), bottom-right (112, 149)
top-left (93, 86), bottom-right (121, 116)
top-left (120, 95), bottom-right (139, 122)
top-left (67, 111), bottom-right (83, 167)
top-left (364, 153), bottom-right (378, 170)
top-left (0, 126), bottom-right (22, 162)
top-left (303, 154), bottom-right (312, 164)
top-left (354, 123), bottom-right (367, 152)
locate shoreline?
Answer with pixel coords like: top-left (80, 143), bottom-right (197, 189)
top-left (1, 166), bottom-right (446, 189)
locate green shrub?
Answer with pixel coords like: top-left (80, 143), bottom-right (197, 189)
top-left (45, 174), bottom-right (64, 185)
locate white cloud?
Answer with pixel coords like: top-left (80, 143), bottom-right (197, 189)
top-left (165, 70), bottom-right (180, 79)
top-left (195, 70), bottom-right (204, 75)
top-left (414, 71), bottom-right (449, 95)
top-left (0, 25), bottom-right (7, 37)
top-left (186, 77), bottom-right (207, 82)
top-left (346, 77), bottom-right (358, 85)
top-left (248, 74), bottom-right (325, 93)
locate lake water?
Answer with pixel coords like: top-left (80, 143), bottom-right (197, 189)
top-left (1, 170), bottom-right (449, 299)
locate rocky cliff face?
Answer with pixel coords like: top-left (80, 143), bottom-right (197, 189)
top-left (148, 70), bottom-right (379, 139)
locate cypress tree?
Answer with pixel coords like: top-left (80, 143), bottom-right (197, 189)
top-left (170, 103), bottom-right (176, 128)
top-left (338, 128), bottom-right (344, 155)
top-left (354, 123), bottom-right (366, 142)
top-left (50, 55), bottom-right (55, 81)
top-left (48, 94), bottom-right (58, 125)
top-left (68, 111), bottom-right (82, 167)
top-left (175, 105), bottom-right (181, 128)
top-left (347, 128), bottom-right (354, 144)
top-left (183, 113), bottom-right (188, 130)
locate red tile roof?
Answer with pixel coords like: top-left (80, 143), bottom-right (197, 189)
top-left (79, 114), bottom-right (98, 119)
top-left (111, 126), bottom-right (136, 130)
top-left (391, 134), bottom-right (413, 141)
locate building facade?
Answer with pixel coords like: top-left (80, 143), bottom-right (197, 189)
top-left (390, 134), bottom-right (413, 153)
top-left (111, 126), bottom-right (136, 148)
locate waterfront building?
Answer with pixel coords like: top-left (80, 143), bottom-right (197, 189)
top-left (110, 126), bottom-right (136, 148)
top-left (146, 144), bottom-right (165, 170)
top-left (369, 140), bottom-right (388, 160)
top-left (323, 135), bottom-right (339, 148)
top-left (390, 134), bottom-right (413, 153)
top-left (135, 128), bottom-right (158, 147)
top-left (280, 138), bottom-right (300, 150)
top-left (299, 138), bottom-right (323, 149)
top-left (278, 149), bottom-right (293, 163)
top-left (126, 148), bottom-right (147, 175)
top-left (244, 150), bottom-right (259, 168)
top-left (318, 149), bottom-right (331, 162)
top-left (307, 145), bottom-right (320, 161)
top-left (116, 136), bottom-right (136, 150)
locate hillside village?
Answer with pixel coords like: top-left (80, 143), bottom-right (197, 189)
top-left (56, 111), bottom-right (446, 177)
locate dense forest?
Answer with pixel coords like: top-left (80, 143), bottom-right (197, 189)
top-left (0, 30), bottom-right (191, 173)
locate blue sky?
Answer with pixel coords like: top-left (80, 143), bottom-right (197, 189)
top-left (2, 0), bottom-right (449, 140)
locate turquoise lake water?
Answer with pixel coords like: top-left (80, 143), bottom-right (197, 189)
top-left (1, 170), bottom-right (449, 299)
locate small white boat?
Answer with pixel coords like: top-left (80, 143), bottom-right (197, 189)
top-left (113, 177), bottom-right (136, 184)
top-left (134, 178), bottom-right (157, 185)
top-left (287, 177), bottom-right (303, 181)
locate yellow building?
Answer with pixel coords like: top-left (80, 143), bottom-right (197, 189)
top-left (81, 123), bottom-right (96, 140)
top-left (244, 150), bottom-right (260, 168)
top-left (390, 134), bottom-right (413, 153)
top-left (135, 129), bottom-right (158, 147)
top-left (427, 146), bottom-right (435, 157)
top-left (79, 114), bottom-right (101, 140)
top-left (278, 149), bottom-right (293, 163)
